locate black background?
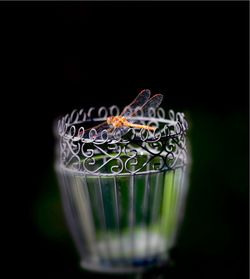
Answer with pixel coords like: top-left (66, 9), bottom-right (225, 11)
top-left (2, 1), bottom-right (248, 278)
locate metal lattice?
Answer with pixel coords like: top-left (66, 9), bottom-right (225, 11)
top-left (54, 92), bottom-right (190, 273)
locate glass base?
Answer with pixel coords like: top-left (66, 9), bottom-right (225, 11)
top-left (80, 255), bottom-right (168, 274)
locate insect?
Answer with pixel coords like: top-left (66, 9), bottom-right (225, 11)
top-left (80, 89), bottom-right (163, 139)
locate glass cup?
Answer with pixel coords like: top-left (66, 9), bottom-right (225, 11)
top-left (55, 105), bottom-right (190, 273)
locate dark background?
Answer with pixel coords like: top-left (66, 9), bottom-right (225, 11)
top-left (2, 1), bottom-right (248, 278)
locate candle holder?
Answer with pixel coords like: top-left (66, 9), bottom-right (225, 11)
top-left (54, 94), bottom-right (190, 273)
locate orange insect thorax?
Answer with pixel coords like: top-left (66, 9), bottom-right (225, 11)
top-left (107, 116), bottom-right (129, 128)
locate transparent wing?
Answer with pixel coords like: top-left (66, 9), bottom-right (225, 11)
top-left (120, 89), bottom-right (151, 117)
top-left (132, 94), bottom-right (163, 118)
top-left (112, 126), bottom-right (130, 138)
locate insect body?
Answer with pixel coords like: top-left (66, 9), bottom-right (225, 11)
top-left (106, 116), bottom-right (156, 131)
top-left (80, 89), bottom-right (163, 138)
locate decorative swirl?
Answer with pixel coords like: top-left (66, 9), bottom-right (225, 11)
top-left (125, 153), bottom-right (139, 174)
top-left (70, 109), bottom-right (79, 124)
top-left (157, 107), bottom-right (165, 119)
top-left (148, 155), bottom-right (165, 171)
top-left (87, 107), bottom-right (95, 119)
top-left (148, 106), bottom-right (156, 118)
top-left (109, 105), bottom-right (120, 116)
top-left (81, 142), bottom-right (94, 158)
top-left (98, 106), bottom-right (108, 119)
top-left (169, 110), bottom-right (175, 121)
top-left (110, 158), bottom-right (124, 174)
top-left (145, 141), bottom-right (164, 155)
top-left (55, 105), bottom-right (189, 175)
top-left (139, 129), bottom-right (150, 141)
top-left (68, 125), bottom-right (77, 139)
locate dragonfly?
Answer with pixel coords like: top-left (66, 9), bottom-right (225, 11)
top-left (80, 89), bottom-right (163, 139)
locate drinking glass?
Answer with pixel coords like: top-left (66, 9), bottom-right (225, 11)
top-left (55, 105), bottom-right (190, 273)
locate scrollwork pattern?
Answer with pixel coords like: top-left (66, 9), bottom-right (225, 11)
top-left (55, 105), bottom-right (189, 175)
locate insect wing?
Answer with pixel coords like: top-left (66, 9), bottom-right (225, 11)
top-left (112, 126), bottom-right (131, 138)
top-left (137, 94), bottom-right (163, 117)
top-left (120, 89), bottom-right (151, 117)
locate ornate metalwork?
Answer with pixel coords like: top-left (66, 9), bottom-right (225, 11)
top-left (55, 105), bottom-right (188, 176)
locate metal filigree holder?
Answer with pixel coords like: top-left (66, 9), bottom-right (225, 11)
top-left (54, 105), bottom-right (190, 274)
